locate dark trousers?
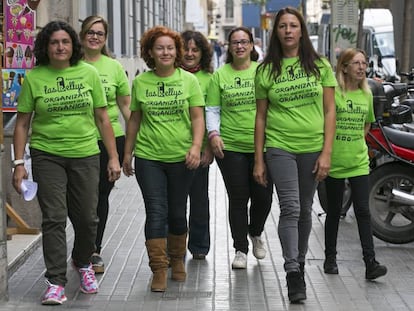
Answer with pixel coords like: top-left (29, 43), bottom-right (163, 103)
top-left (95, 136), bottom-right (125, 253)
top-left (188, 165), bottom-right (210, 255)
top-left (216, 151), bottom-right (273, 254)
top-left (135, 157), bottom-right (194, 239)
top-left (31, 148), bottom-right (99, 286)
top-left (324, 175), bottom-right (376, 261)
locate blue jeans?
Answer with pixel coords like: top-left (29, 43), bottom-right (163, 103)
top-left (188, 165), bottom-right (210, 255)
top-left (216, 151), bottom-right (273, 254)
top-left (135, 157), bottom-right (194, 239)
top-left (324, 175), bottom-right (375, 261)
top-left (266, 148), bottom-right (319, 272)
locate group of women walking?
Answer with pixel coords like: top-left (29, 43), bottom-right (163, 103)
top-left (11, 6), bottom-right (386, 306)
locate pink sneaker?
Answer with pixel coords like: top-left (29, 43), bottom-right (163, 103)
top-left (42, 280), bottom-right (67, 305)
top-left (74, 263), bottom-right (98, 294)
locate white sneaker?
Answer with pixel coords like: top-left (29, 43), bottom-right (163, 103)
top-left (232, 251), bottom-right (247, 269)
top-left (249, 234), bottom-right (266, 259)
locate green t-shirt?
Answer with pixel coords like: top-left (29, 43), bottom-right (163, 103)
top-left (255, 57), bottom-right (337, 153)
top-left (17, 61), bottom-right (107, 157)
top-left (206, 62), bottom-right (258, 153)
top-left (194, 70), bottom-right (212, 100)
top-left (194, 70), bottom-right (212, 148)
top-left (130, 68), bottom-right (204, 162)
top-left (329, 88), bottom-right (375, 178)
top-left (86, 55), bottom-right (130, 138)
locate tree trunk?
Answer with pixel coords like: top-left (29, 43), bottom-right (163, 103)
top-left (357, 1), bottom-right (366, 49)
top-left (401, 0), bottom-right (412, 73)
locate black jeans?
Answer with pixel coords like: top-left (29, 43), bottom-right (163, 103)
top-left (216, 151), bottom-right (273, 254)
top-left (324, 175), bottom-right (375, 261)
top-left (188, 165), bottom-right (210, 255)
top-left (95, 136), bottom-right (125, 253)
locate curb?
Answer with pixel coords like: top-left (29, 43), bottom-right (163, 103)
top-left (7, 234), bottom-right (42, 278)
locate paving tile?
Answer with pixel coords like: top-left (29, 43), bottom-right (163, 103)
top-left (3, 163), bottom-right (414, 310)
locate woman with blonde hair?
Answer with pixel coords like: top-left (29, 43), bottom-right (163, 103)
top-left (323, 48), bottom-right (387, 280)
top-left (79, 15), bottom-right (131, 274)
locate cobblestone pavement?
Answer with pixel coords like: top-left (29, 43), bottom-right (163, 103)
top-left (2, 163), bottom-right (414, 311)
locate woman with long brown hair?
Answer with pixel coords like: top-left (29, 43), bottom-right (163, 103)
top-left (254, 7), bottom-right (337, 303)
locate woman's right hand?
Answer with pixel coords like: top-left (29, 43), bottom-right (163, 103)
top-left (210, 135), bottom-right (225, 159)
top-left (12, 166), bottom-right (28, 194)
top-left (122, 154), bottom-right (135, 177)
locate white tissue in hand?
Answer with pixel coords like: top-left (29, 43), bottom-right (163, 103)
top-left (21, 179), bottom-right (38, 201)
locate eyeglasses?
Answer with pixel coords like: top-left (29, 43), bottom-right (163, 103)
top-left (230, 39), bottom-right (251, 47)
top-left (348, 61), bottom-right (368, 67)
top-left (86, 30), bottom-right (106, 38)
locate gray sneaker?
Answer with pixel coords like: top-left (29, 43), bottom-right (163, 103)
top-left (249, 234), bottom-right (266, 259)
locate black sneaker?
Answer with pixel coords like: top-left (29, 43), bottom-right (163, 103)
top-left (90, 253), bottom-right (104, 274)
top-left (286, 271), bottom-right (306, 303)
top-left (365, 259), bottom-right (387, 280)
top-left (192, 254), bottom-right (206, 260)
top-left (299, 262), bottom-right (306, 288)
top-left (323, 256), bottom-right (338, 274)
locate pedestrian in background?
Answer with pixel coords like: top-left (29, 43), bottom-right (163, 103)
top-left (323, 48), bottom-right (387, 280)
top-left (254, 37), bottom-right (264, 62)
top-left (181, 30), bottom-right (214, 260)
top-left (80, 15), bottom-right (131, 274)
top-left (12, 20), bottom-right (121, 305)
top-left (254, 7), bottom-right (336, 303)
top-left (123, 26), bottom-right (205, 292)
top-left (206, 26), bottom-right (273, 270)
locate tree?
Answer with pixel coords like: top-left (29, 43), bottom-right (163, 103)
top-left (401, 0), bottom-right (412, 73)
top-left (356, 0), bottom-right (372, 48)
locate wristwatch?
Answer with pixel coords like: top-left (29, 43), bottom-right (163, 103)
top-left (12, 159), bottom-right (25, 168)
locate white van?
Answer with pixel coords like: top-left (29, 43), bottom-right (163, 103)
top-left (317, 9), bottom-right (397, 81)
top-left (362, 9), bottom-right (398, 81)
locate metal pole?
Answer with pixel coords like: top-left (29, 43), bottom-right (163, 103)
top-left (261, 1), bottom-right (267, 53)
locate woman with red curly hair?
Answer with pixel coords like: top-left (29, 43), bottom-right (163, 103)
top-left (123, 26), bottom-right (205, 292)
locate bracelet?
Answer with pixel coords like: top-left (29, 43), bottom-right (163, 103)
top-left (208, 131), bottom-right (220, 140)
top-left (12, 159), bottom-right (25, 168)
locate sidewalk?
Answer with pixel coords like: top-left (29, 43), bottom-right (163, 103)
top-left (3, 162), bottom-right (414, 310)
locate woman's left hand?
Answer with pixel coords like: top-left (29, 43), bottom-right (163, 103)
top-left (185, 145), bottom-right (201, 170)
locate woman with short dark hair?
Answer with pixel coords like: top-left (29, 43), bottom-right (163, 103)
top-left (13, 20), bottom-right (120, 305)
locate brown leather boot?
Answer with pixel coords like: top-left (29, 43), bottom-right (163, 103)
top-left (145, 238), bottom-right (168, 292)
top-left (167, 233), bottom-right (187, 281)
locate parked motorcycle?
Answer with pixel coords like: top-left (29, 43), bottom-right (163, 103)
top-left (366, 79), bottom-right (414, 244)
top-left (399, 67), bottom-right (414, 99)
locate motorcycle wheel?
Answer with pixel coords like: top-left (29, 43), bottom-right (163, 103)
top-left (317, 179), bottom-right (352, 216)
top-left (369, 163), bottom-right (414, 244)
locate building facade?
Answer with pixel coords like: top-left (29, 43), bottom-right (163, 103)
top-left (35, 0), bottom-right (186, 80)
